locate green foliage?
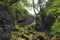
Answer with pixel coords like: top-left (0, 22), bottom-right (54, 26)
top-left (46, 0), bottom-right (60, 14)
top-left (20, 0), bottom-right (32, 7)
top-left (1, 0), bottom-right (60, 40)
top-left (10, 2), bottom-right (25, 12)
top-left (11, 0), bottom-right (60, 37)
top-left (50, 17), bottom-right (60, 35)
top-left (44, 0), bottom-right (60, 36)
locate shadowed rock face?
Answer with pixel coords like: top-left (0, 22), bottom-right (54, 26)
top-left (16, 10), bottom-right (34, 26)
top-left (0, 4), bottom-right (15, 40)
top-left (17, 15), bottom-right (34, 26)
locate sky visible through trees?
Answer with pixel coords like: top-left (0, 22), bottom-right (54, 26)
top-left (25, 0), bottom-right (48, 15)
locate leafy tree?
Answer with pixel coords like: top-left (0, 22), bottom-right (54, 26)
top-left (29, 0), bottom-right (60, 36)
top-left (0, 0), bottom-right (60, 40)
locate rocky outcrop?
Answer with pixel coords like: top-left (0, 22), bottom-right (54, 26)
top-left (0, 4), bottom-right (15, 40)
